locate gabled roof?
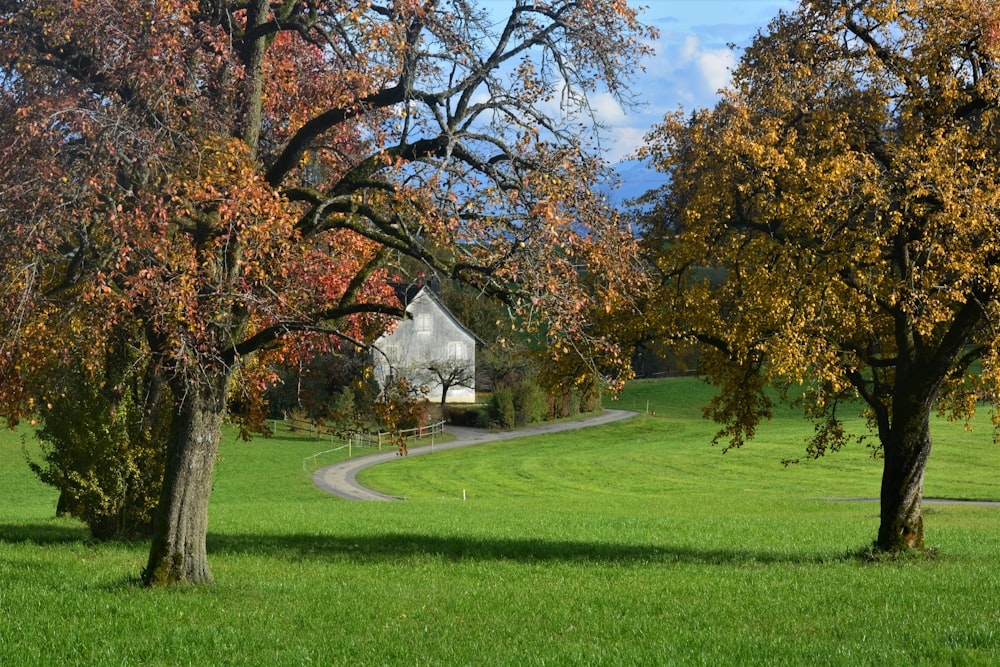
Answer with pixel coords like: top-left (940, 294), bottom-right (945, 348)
top-left (392, 282), bottom-right (426, 307)
top-left (390, 274), bottom-right (441, 305)
top-left (390, 281), bottom-right (485, 346)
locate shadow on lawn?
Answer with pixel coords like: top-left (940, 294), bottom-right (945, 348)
top-left (0, 522), bottom-right (89, 544)
top-left (208, 531), bottom-right (849, 566)
top-left (0, 524), bottom-right (854, 567)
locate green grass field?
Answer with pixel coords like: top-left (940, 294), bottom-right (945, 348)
top-left (1, 377), bottom-right (998, 665)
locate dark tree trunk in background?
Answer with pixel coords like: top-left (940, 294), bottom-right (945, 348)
top-left (876, 396), bottom-right (934, 552)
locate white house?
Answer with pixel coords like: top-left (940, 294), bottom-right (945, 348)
top-left (372, 285), bottom-right (479, 404)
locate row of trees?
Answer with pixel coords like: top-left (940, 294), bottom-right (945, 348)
top-left (1, 0), bottom-right (996, 583)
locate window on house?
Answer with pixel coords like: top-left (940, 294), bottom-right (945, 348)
top-left (447, 341), bottom-right (466, 361)
top-left (383, 344), bottom-right (401, 363)
top-left (416, 313), bottom-right (432, 333)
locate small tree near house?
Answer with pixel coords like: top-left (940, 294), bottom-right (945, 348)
top-left (426, 356), bottom-right (476, 407)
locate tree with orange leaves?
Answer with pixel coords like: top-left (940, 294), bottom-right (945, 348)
top-left (0, 1), bottom-right (654, 585)
top-left (638, 0), bottom-right (999, 554)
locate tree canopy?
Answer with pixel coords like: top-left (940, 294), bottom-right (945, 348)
top-left (0, 0), bottom-right (654, 584)
top-left (638, 0), bottom-right (999, 552)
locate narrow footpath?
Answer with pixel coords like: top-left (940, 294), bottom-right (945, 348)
top-left (313, 409), bottom-right (637, 501)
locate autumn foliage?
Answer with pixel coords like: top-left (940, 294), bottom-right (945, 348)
top-left (0, 1), bottom-right (653, 584)
top-left (638, 0), bottom-right (999, 552)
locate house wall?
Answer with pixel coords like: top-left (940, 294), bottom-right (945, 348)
top-left (373, 289), bottom-right (477, 403)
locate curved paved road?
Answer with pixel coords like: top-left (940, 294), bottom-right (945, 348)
top-left (313, 409), bottom-right (637, 501)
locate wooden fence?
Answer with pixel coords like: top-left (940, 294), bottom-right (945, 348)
top-left (302, 420), bottom-right (448, 472)
top-left (350, 420), bottom-right (447, 449)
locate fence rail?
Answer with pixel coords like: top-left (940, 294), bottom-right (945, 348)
top-left (301, 420), bottom-right (448, 472)
top-left (351, 420), bottom-right (447, 449)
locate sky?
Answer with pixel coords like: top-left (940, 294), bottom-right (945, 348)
top-left (605, 0), bottom-right (798, 158)
top-left (611, 0), bottom-right (800, 200)
top-left (480, 0), bottom-right (801, 201)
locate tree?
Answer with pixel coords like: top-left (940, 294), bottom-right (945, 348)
top-left (425, 357), bottom-right (476, 406)
top-left (638, 0), bottom-right (999, 553)
top-left (264, 348), bottom-right (376, 426)
top-left (0, 1), bottom-right (653, 584)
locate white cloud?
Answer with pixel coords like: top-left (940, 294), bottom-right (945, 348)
top-left (604, 126), bottom-right (649, 163)
top-left (590, 91), bottom-right (628, 126)
top-left (658, 31), bottom-right (737, 101)
top-left (695, 47), bottom-right (737, 96)
top-left (679, 34), bottom-right (700, 62)
top-left (589, 31), bottom-right (736, 162)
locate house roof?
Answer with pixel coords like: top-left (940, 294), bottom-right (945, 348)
top-left (390, 281), bottom-right (485, 346)
top-left (392, 280), bottom-right (430, 307)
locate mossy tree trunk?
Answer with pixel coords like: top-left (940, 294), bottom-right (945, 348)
top-left (142, 370), bottom-right (230, 587)
top-left (871, 284), bottom-right (981, 553)
top-left (876, 406), bottom-right (933, 552)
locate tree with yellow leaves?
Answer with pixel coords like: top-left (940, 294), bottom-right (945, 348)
top-left (638, 0), bottom-right (999, 553)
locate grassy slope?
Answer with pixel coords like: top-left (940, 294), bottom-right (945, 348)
top-left (0, 377), bottom-right (997, 666)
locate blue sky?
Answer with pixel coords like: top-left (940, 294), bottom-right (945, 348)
top-left (609, 0), bottom-right (798, 158)
top-left (612, 0), bottom-right (799, 200)
top-left (479, 0), bottom-right (799, 200)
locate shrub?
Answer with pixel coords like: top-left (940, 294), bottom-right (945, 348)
top-left (375, 376), bottom-right (428, 432)
top-left (567, 391), bottom-right (581, 417)
top-left (29, 362), bottom-right (170, 541)
top-left (511, 380), bottom-right (546, 427)
top-left (265, 351), bottom-right (376, 421)
top-left (577, 376), bottom-right (602, 413)
top-left (447, 405), bottom-right (490, 428)
top-left (488, 386), bottom-right (516, 430)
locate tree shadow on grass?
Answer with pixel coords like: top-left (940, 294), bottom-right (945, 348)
top-left (0, 522), bottom-right (89, 545)
top-left (207, 531), bottom-right (853, 567)
top-left (0, 523), bottom-right (861, 568)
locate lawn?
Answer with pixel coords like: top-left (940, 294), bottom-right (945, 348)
top-left (1, 377), bottom-right (998, 665)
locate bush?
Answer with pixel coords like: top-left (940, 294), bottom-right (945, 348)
top-left (567, 391), bottom-right (581, 417)
top-left (327, 386), bottom-right (359, 431)
top-left (265, 351), bottom-right (377, 422)
top-left (577, 377), bottom-right (602, 413)
top-left (447, 405), bottom-right (490, 428)
top-left (375, 376), bottom-right (428, 432)
top-left (511, 380), bottom-right (546, 427)
top-left (30, 361), bottom-right (170, 541)
top-left (488, 386), bottom-right (516, 430)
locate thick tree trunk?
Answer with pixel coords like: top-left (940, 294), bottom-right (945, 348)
top-left (142, 371), bottom-right (230, 586)
top-left (876, 405), bottom-right (933, 552)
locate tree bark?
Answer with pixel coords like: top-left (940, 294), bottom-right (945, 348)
top-left (56, 488), bottom-right (73, 517)
top-left (142, 370), bottom-right (230, 586)
top-left (239, 0), bottom-right (269, 159)
top-left (876, 402), bottom-right (933, 552)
